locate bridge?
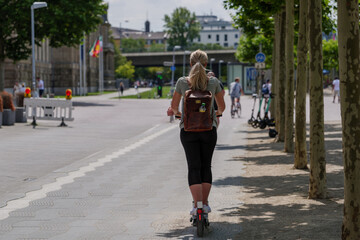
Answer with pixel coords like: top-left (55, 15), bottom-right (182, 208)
top-left (122, 49), bottom-right (238, 67)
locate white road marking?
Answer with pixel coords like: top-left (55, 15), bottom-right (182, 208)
top-left (0, 124), bottom-right (177, 220)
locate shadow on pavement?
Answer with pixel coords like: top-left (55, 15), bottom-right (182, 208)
top-left (212, 121), bottom-right (344, 239)
top-left (72, 102), bottom-right (114, 107)
top-left (155, 221), bottom-right (241, 239)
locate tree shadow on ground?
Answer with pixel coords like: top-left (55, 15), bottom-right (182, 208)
top-left (212, 121), bottom-right (344, 239)
top-left (155, 221), bottom-right (241, 239)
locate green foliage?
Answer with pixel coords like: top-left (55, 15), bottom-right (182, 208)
top-left (236, 34), bottom-right (273, 66)
top-left (115, 60), bottom-right (135, 79)
top-left (121, 38), bottom-right (146, 53)
top-left (164, 7), bottom-right (200, 48)
top-left (149, 43), bottom-right (166, 52)
top-left (118, 86), bottom-right (172, 99)
top-left (322, 39), bottom-right (338, 71)
top-left (0, 0), bottom-right (106, 61)
top-left (224, 0), bottom-right (336, 40)
top-left (187, 43), bottom-right (230, 51)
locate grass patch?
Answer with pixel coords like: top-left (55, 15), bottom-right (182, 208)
top-left (115, 86), bottom-right (173, 99)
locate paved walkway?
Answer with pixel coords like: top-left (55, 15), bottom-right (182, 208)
top-left (0, 89), bottom-right (249, 239)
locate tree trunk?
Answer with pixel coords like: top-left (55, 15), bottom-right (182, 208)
top-left (337, 1), bottom-right (360, 239)
top-left (270, 13), bottom-right (278, 118)
top-left (276, 8), bottom-right (286, 142)
top-left (294, 0), bottom-right (308, 169)
top-left (0, 39), bottom-right (4, 91)
top-left (308, 0), bottom-right (326, 199)
top-left (284, 0), bottom-right (295, 152)
top-left (0, 60), bottom-right (4, 92)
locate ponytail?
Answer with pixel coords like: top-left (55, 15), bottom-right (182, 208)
top-left (188, 50), bottom-right (208, 91)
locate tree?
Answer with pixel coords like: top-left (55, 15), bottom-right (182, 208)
top-left (308, 0), bottom-right (326, 199)
top-left (114, 43), bottom-right (135, 80)
top-left (284, 0), bottom-right (295, 152)
top-left (121, 38), bottom-right (146, 53)
top-left (164, 7), bottom-right (200, 49)
top-left (0, 0), bottom-right (106, 90)
top-left (115, 61), bottom-right (135, 80)
top-left (276, 8), bottom-right (287, 142)
top-left (322, 39), bottom-right (338, 72)
top-left (235, 34), bottom-right (273, 67)
top-left (337, 1), bottom-right (360, 238)
top-left (294, 0), bottom-right (308, 169)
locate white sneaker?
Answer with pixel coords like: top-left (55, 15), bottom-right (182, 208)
top-left (190, 207), bottom-right (197, 215)
top-left (203, 204), bottom-right (211, 213)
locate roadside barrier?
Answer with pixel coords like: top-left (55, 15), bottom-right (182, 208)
top-left (24, 98), bottom-right (74, 128)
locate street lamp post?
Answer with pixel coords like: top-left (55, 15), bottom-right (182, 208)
top-left (183, 50), bottom-right (191, 76)
top-left (218, 60), bottom-right (224, 80)
top-left (171, 45), bottom-right (181, 89)
top-left (210, 58), bottom-right (215, 71)
top-left (31, 2), bottom-right (47, 97)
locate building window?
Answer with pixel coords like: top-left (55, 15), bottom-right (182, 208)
top-left (224, 34), bottom-right (228, 42)
top-left (235, 34), bottom-right (238, 39)
top-left (224, 43), bottom-right (228, 47)
top-left (198, 36), bottom-right (201, 42)
top-left (208, 34), bottom-right (211, 39)
top-left (216, 35), bottom-right (219, 41)
top-left (221, 26), bottom-right (225, 29)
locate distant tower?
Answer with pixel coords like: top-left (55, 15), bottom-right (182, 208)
top-left (145, 20), bottom-right (150, 33)
top-left (145, 11), bottom-right (150, 33)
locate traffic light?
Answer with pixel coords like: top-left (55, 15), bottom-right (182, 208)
top-left (157, 85), bottom-right (162, 97)
top-left (24, 87), bottom-right (31, 98)
top-left (65, 89), bottom-right (72, 100)
top-left (156, 72), bottom-right (163, 97)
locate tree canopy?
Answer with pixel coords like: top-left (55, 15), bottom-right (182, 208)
top-left (0, 0), bottom-right (107, 61)
top-left (164, 7), bottom-right (200, 49)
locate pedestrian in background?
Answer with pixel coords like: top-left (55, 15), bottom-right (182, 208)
top-left (170, 49), bottom-right (225, 217)
top-left (332, 76), bottom-right (340, 103)
top-left (119, 82), bottom-right (124, 95)
top-left (37, 77), bottom-right (44, 97)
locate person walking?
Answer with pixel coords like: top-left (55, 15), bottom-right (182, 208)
top-left (169, 49), bottom-right (225, 216)
top-left (37, 77), bottom-right (44, 97)
top-left (332, 76), bottom-right (340, 103)
top-left (119, 82), bottom-right (124, 95)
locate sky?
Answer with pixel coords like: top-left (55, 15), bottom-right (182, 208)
top-left (104, 0), bottom-right (235, 32)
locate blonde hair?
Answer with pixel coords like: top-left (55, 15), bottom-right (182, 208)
top-left (188, 50), bottom-right (208, 91)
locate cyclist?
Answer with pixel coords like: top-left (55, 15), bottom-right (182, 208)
top-left (229, 77), bottom-right (244, 116)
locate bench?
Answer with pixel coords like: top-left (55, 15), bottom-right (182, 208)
top-left (24, 98), bottom-right (74, 127)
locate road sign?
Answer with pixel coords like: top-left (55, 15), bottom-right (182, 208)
top-left (170, 66), bottom-right (176, 71)
top-left (255, 52), bottom-right (266, 63)
top-left (163, 61), bottom-right (173, 67)
top-left (255, 62), bottom-right (265, 69)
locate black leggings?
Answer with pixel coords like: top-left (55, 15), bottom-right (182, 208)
top-left (180, 128), bottom-right (217, 186)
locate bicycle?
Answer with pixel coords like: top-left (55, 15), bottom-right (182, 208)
top-left (190, 201), bottom-right (209, 237)
top-left (231, 98), bottom-right (241, 118)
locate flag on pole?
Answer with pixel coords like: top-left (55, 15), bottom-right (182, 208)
top-left (89, 36), bottom-right (103, 58)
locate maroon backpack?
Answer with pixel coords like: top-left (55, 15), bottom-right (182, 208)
top-left (183, 83), bottom-right (213, 132)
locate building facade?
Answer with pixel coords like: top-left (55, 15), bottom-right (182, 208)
top-left (111, 20), bottom-right (168, 51)
top-left (4, 17), bottom-right (114, 95)
top-left (194, 15), bottom-right (242, 49)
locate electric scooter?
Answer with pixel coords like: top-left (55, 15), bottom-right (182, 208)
top-left (190, 201), bottom-right (209, 237)
top-left (248, 93), bottom-right (258, 125)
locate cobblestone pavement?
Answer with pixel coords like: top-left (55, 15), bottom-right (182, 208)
top-left (0, 89), bottom-right (249, 239)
